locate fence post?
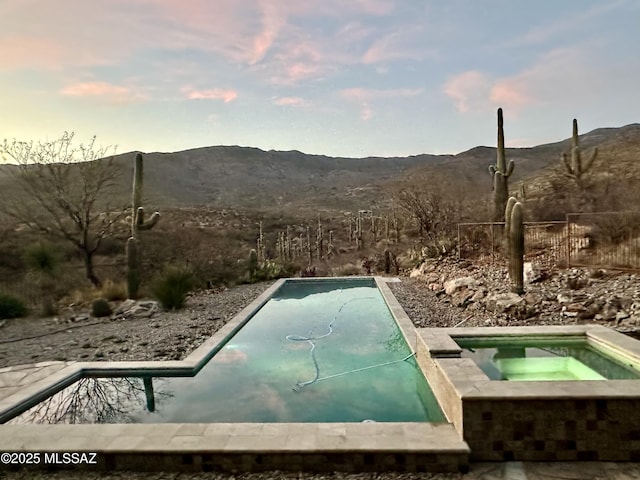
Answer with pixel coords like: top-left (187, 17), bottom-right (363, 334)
top-left (457, 224), bottom-right (461, 260)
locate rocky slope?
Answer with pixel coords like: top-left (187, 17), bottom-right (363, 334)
top-left (403, 257), bottom-right (640, 333)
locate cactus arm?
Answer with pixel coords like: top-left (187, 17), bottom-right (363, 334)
top-left (136, 207), bottom-right (160, 231)
top-left (505, 159), bottom-right (514, 177)
top-left (489, 164), bottom-right (496, 177)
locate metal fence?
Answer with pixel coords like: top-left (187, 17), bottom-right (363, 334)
top-left (566, 212), bottom-right (640, 271)
top-left (458, 221), bottom-right (567, 267)
top-left (458, 211), bottom-right (640, 272)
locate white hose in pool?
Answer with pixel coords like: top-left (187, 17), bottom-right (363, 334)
top-left (285, 296), bottom-right (416, 392)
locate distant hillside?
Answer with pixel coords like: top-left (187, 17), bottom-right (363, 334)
top-left (1, 123), bottom-right (639, 214)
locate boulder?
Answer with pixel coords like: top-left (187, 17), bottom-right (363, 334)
top-left (485, 292), bottom-right (525, 314)
top-left (444, 276), bottom-right (481, 296)
top-left (523, 262), bottom-right (548, 284)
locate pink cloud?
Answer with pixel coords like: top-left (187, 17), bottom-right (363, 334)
top-left (273, 96), bottom-right (310, 107)
top-left (60, 82), bottom-right (145, 104)
top-left (182, 87), bottom-right (238, 102)
top-left (0, 36), bottom-right (66, 71)
top-left (341, 87), bottom-right (422, 101)
top-left (361, 27), bottom-right (428, 65)
top-left (443, 48), bottom-right (609, 115)
top-left (442, 71), bottom-right (492, 113)
top-left (489, 81), bottom-right (532, 111)
top-left (249, 0), bottom-right (287, 64)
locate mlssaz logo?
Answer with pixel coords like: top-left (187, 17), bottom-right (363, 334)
top-left (44, 452), bottom-right (98, 464)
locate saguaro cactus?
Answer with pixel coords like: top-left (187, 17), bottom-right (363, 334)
top-left (126, 153), bottom-right (160, 299)
top-left (507, 198), bottom-right (524, 294)
top-left (248, 248), bottom-right (258, 280)
top-left (489, 108), bottom-right (515, 222)
top-left (561, 118), bottom-right (598, 190)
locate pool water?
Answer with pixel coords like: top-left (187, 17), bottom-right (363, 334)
top-left (457, 336), bottom-right (640, 381)
top-left (9, 279), bottom-right (445, 424)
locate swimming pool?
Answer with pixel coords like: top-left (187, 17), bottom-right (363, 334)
top-left (7, 278), bottom-right (445, 424)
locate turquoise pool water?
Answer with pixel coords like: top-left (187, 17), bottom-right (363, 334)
top-left (9, 279), bottom-right (445, 424)
top-left (457, 336), bottom-right (640, 381)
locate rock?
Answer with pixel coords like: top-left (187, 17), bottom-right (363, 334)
top-left (523, 262), bottom-right (548, 284)
top-left (616, 310), bottom-right (631, 322)
top-left (557, 293), bottom-right (571, 303)
top-left (566, 276), bottom-right (587, 290)
top-left (485, 292), bottom-right (525, 314)
top-left (566, 303), bottom-right (587, 313)
top-left (471, 289), bottom-right (487, 302)
top-left (523, 292), bottom-right (541, 306)
top-left (409, 261), bottom-right (437, 278)
top-left (601, 301), bottom-right (620, 321)
top-left (444, 276), bottom-right (481, 295)
top-left (451, 290), bottom-right (473, 308)
top-left (114, 299), bottom-right (136, 314)
top-left (427, 282), bottom-right (443, 291)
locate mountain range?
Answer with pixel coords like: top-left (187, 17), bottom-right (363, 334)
top-left (1, 123), bottom-right (639, 214)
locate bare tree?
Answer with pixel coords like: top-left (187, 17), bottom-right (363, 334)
top-left (393, 171), bottom-right (462, 241)
top-left (0, 132), bottom-right (126, 287)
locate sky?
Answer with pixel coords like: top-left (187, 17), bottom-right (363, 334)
top-left (1, 0), bottom-right (639, 158)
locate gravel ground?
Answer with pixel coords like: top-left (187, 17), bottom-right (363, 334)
top-left (0, 282), bottom-right (275, 368)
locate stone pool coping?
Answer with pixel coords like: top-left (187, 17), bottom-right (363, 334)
top-left (417, 325), bottom-right (640, 462)
top-left (0, 276), bottom-right (470, 473)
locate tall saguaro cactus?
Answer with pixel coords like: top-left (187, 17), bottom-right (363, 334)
top-left (561, 118), bottom-right (598, 190)
top-left (126, 153), bottom-right (160, 299)
top-left (489, 108), bottom-right (515, 222)
top-left (506, 197), bottom-right (524, 294)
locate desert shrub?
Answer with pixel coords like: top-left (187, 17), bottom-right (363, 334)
top-left (23, 241), bottom-right (60, 275)
top-left (99, 279), bottom-right (128, 301)
top-left (0, 292), bottom-right (28, 319)
top-left (151, 265), bottom-right (195, 310)
top-left (332, 263), bottom-right (361, 276)
top-left (252, 260), bottom-right (298, 282)
top-left (91, 298), bottom-right (112, 317)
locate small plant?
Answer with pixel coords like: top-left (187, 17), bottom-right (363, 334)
top-left (91, 298), bottom-right (113, 318)
top-left (99, 279), bottom-right (128, 301)
top-left (151, 265), bottom-right (195, 310)
top-left (0, 292), bottom-right (28, 319)
top-left (301, 266), bottom-right (317, 277)
top-left (247, 248), bottom-right (258, 280)
top-left (333, 263), bottom-right (362, 276)
top-left (23, 242), bottom-right (60, 274)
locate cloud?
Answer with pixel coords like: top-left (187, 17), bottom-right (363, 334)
top-left (516, 0), bottom-right (632, 45)
top-left (0, 36), bottom-right (66, 71)
top-left (442, 71), bottom-right (492, 113)
top-left (60, 82), bottom-right (145, 104)
top-left (340, 87), bottom-right (422, 120)
top-left (182, 87), bottom-right (238, 102)
top-left (249, 0), bottom-right (287, 64)
top-left (361, 27), bottom-right (429, 65)
top-left (273, 96), bottom-right (311, 107)
top-left (443, 48), bottom-right (595, 115)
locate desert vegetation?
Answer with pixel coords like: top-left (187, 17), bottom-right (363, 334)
top-left (1, 109), bottom-right (639, 319)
